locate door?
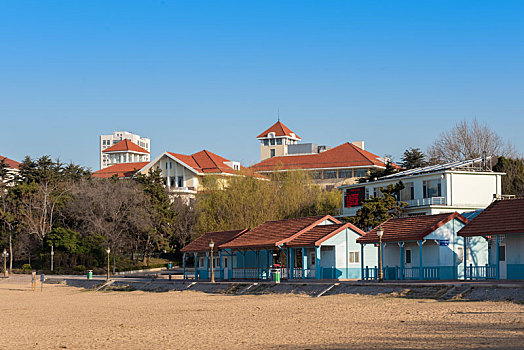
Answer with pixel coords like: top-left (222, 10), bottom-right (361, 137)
top-left (223, 257), bottom-right (229, 280)
top-left (499, 243), bottom-right (507, 279)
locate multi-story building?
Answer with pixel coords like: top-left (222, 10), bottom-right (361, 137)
top-left (102, 139), bottom-right (150, 166)
top-left (339, 158), bottom-right (505, 217)
top-left (251, 121), bottom-right (390, 189)
top-left (99, 131), bottom-right (150, 169)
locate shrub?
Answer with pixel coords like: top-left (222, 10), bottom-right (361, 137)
top-left (75, 265), bottom-right (86, 272)
top-left (22, 264), bottom-right (32, 272)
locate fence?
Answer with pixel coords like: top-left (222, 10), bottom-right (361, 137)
top-left (464, 264), bottom-right (497, 280)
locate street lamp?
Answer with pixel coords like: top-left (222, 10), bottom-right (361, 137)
top-left (50, 245), bottom-right (54, 272)
top-left (106, 248), bottom-right (111, 280)
top-left (209, 240), bottom-right (215, 283)
top-left (2, 249), bottom-right (8, 278)
top-left (377, 226), bottom-right (384, 282)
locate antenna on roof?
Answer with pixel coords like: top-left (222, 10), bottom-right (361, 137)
top-left (277, 108), bottom-right (280, 122)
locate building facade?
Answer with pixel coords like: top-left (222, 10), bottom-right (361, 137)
top-left (458, 198), bottom-right (524, 280)
top-left (252, 121), bottom-right (390, 189)
top-left (357, 212), bottom-right (490, 281)
top-left (139, 149), bottom-right (259, 197)
top-left (0, 155), bottom-right (21, 185)
top-left (182, 215), bottom-right (377, 281)
top-left (339, 158), bottom-right (505, 217)
top-left (99, 131), bottom-right (150, 169)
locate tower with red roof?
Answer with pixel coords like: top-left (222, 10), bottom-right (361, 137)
top-left (257, 121), bottom-right (301, 161)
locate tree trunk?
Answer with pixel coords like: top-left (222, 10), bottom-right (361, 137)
top-left (143, 233), bottom-right (151, 265)
top-left (113, 253), bottom-right (116, 275)
top-left (8, 232), bottom-right (12, 271)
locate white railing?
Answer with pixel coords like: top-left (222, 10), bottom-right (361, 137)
top-left (405, 197), bottom-right (446, 207)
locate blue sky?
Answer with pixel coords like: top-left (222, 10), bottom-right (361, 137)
top-left (1, 1), bottom-right (523, 170)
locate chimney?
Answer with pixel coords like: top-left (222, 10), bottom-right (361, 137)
top-left (352, 141), bottom-right (365, 150)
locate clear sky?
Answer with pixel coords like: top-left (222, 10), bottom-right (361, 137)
top-left (1, 1), bottom-right (523, 170)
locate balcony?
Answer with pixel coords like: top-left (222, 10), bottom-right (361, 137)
top-left (405, 197), bottom-right (446, 207)
top-left (167, 186), bottom-right (197, 195)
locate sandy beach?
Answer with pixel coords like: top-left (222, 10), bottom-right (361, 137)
top-left (0, 275), bottom-right (523, 349)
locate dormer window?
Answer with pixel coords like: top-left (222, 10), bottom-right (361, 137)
top-left (268, 132), bottom-right (276, 138)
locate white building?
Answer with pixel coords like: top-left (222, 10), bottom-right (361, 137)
top-left (103, 139), bottom-right (150, 166)
top-left (0, 155), bottom-right (21, 185)
top-left (139, 149), bottom-right (263, 197)
top-left (99, 131), bottom-right (150, 169)
top-left (339, 158), bottom-right (505, 217)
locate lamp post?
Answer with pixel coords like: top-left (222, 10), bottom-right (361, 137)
top-left (106, 247), bottom-right (111, 280)
top-left (2, 249), bottom-right (8, 278)
top-left (209, 240), bottom-right (215, 283)
top-left (377, 226), bottom-right (384, 282)
top-left (50, 245), bottom-right (54, 272)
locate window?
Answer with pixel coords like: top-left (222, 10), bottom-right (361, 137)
top-left (373, 188), bottom-right (383, 198)
top-left (349, 251), bottom-right (360, 263)
top-left (309, 251), bottom-right (316, 265)
top-left (354, 169), bottom-right (368, 178)
top-left (324, 170), bottom-right (337, 179)
top-left (270, 139), bottom-right (275, 146)
top-left (405, 249), bottom-right (412, 264)
top-left (339, 169), bottom-right (353, 178)
top-left (224, 258), bottom-right (228, 268)
top-left (263, 139), bottom-right (269, 146)
top-left (310, 171), bottom-right (321, 179)
top-left (178, 176), bottom-right (183, 187)
top-left (423, 179), bottom-right (441, 198)
top-left (276, 138), bottom-right (282, 145)
top-left (400, 182), bottom-right (415, 201)
top-left (270, 149), bottom-right (276, 158)
top-left (456, 247), bottom-right (464, 263)
top-left (499, 246), bottom-right (506, 262)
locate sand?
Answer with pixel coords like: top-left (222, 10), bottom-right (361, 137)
top-left (1, 275), bottom-right (523, 349)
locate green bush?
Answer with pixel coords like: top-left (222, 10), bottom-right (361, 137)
top-left (22, 264), bottom-right (32, 272)
top-left (75, 265), bottom-right (86, 272)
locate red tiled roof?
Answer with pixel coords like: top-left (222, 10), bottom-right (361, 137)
top-left (0, 155), bottom-right (21, 170)
top-left (180, 229), bottom-right (248, 253)
top-left (458, 199), bottom-right (524, 236)
top-left (250, 142), bottom-right (389, 172)
top-left (167, 150), bottom-right (266, 178)
top-left (257, 121), bottom-right (300, 139)
top-left (357, 212), bottom-right (469, 244)
top-left (285, 223), bottom-right (362, 247)
top-left (92, 162), bottom-right (149, 179)
top-left (220, 215), bottom-right (341, 249)
top-left (103, 139), bottom-right (149, 154)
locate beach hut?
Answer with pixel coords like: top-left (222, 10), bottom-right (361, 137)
top-left (218, 215), bottom-right (377, 280)
top-left (357, 212), bottom-right (489, 280)
top-left (180, 229), bottom-right (247, 280)
top-left (458, 198), bottom-right (524, 280)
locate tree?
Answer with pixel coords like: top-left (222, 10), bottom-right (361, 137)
top-left (428, 118), bottom-right (517, 164)
top-left (493, 156), bottom-right (524, 197)
top-left (135, 169), bottom-right (177, 264)
top-left (400, 148), bottom-right (429, 169)
top-left (195, 170), bottom-right (340, 234)
top-left (358, 160), bottom-right (398, 183)
top-left (66, 179), bottom-right (150, 273)
top-left (349, 182), bottom-right (406, 231)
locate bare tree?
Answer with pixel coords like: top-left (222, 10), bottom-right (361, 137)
top-left (67, 179), bottom-right (151, 273)
top-left (428, 118), bottom-right (518, 164)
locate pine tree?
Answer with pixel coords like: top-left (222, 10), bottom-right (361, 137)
top-left (400, 148), bottom-right (428, 169)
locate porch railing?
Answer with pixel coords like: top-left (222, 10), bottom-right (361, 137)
top-left (465, 264), bottom-right (497, 280)
top-left (292, 268), bottom-right (316, 279)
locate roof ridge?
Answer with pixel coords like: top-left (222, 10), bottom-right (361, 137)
top-left (275, 215), bottom-right (341, 246)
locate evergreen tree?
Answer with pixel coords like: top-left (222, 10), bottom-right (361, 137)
top-left (400, 148), bottom-right (429, 169)
top-left (493, 156), bottom-right (524, 197)
top-left (349, 182), bottom-right (406, 231)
